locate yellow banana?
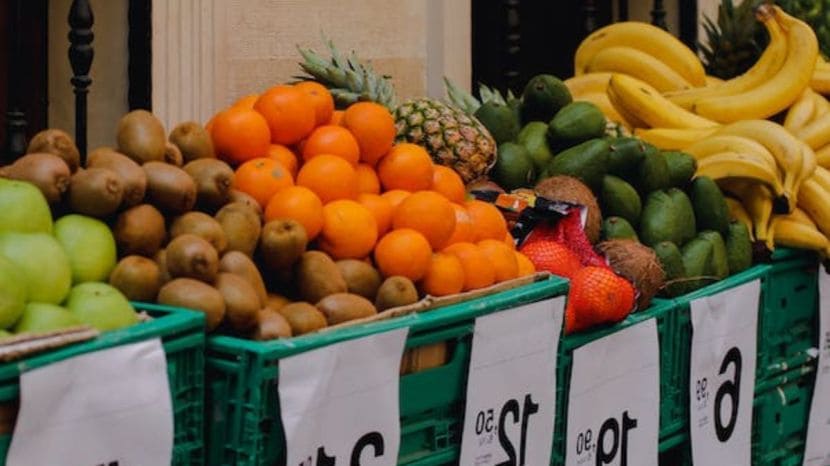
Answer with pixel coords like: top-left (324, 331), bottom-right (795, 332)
top-left (685, 135), bottom-right (778, 169)
top-left (808, 165), bottom-right (830, 193)
top-left (564, 73), bottom-right (613, 96)
top-left (810, 90), bottom-right (830, 120)
top-left (784, 89), bottom-right (815, 131)
top-left (574, 21), bottom-right (706, 86)
top-left (785, 207), bottom-right (818, 228)
top-left (770, 217), bottom-right (830, 255)
top-left (705, 75), bottom-right (725, 86)
top-left (816, 144), bottom-right (830, 168)
top-left (607, 74), bottom-right (719, 129)
top-left (573, 92), bottom-right (632, 129)
top-left (586, 46), bottom-right (692, 92)
top-left (633, 127), bottom-right (718, 150)
top-left (696, 152), bottom-right (787, 200)
top-left (723, 181), bottom-right (775, 247)
top-left (798, 143), bottom-right (818, 200)
top-left (665, 13), bottom-right (787, 110)
top-left (795, 112), bottom-right (830, 149)
top-left (692, 6), bottom-right (818, 123)
top-left (811, 67), bottom-right (830, 95)
top-left (796, 179), bottom-right (830, 238)
top-left (725, 196), bottom-right (755, 240)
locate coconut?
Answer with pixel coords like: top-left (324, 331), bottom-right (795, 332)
top-left (597, 239), bottom-right (665, 310)
top-left (534, 175), bottom-right (602, 244)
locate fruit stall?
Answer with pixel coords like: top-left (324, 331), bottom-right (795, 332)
top-left (1, 0), bottom-right (830, 465)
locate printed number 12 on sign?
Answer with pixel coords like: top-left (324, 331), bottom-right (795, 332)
top-left (689, 280), bottom-right (759, 466)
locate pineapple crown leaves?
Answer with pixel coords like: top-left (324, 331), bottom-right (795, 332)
top-left (699, 0), bottom-right (769, 79)
top-left (444, 77), bottom-right (517, 116)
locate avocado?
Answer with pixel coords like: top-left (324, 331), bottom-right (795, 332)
top-left (493, 142), bottom-right (536, 190)
top-left (521, 74), bottom-right (572, 123)
top-left (547, 138), bottom-right (610, 191)
top-left (636, 145), bottom-right (672, 194)
top-left (475, 101), bottom-right (520, 144)
top-left (667, 188), bottom-right (697, 245)
top-left (653, 241), bottom-right (686, 297)
top-left (640, 190), bottom-right (685, 247)
top-left (602, 216), bottom-right (639, 241)
top-left (601, 175), bottom-right (642, 227)
top-left (517, 122), bottom-right (556, 171)
top-left (725, 222), bottom-right (753, 274)
top-left (663, 151), bottom-right (697, 188)
top-left (698, 231), bottom-right (730, 279)
top-left (682, 238), bottom-right (715, 292)
top-left (548, 101), bottom-right (606, 146)
top-left (690, 176), bottom-right (730, 235)
top-left (607, 137), bottom-right (647, 179)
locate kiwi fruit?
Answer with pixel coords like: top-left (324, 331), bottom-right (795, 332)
top-left (1, 152), bottom-right (71, 203)
top-left (316, 293), bottom-right (377, 325)
top-left (215, 272), bottom-right (261, 332)
top-left (166, 233), bottom-right (219, 282)
top-left (114, 204), bottom-right (167, 256)
top-left (169, 121), bottom-right (215, 162)
top-left (26, 129), bottom-right (80, 173)
top-left (117, 110), bottom-right (167, 164)
top-left (228, 190), bottom-right (263, 217)
top-left (155, 249), bottom-right (171, 283)
top-left (171, 212), bottom-right (228, 254)
top-left (108, 255), bottom-right (161, 301)
top-left (265, 293), bottom-right (291, 313)
top-left (215, 202), bottom-right (262, 256)
top-left (219, 251), bottom-right (268, 307)
top-left (336, 259), bottom-right (382, 300)
top-left (157, 278), bottom-right (226, 330)
top-left (296, 251), bottom-right (348, 303)
top-left (251, 308), bottom-right (292, 340)
top-left (278, 302), bottom-right (327, 335)
top-left (142, 161), bottom-right (197, 214)
top-left (163, 141), bottom-right (184, 167)
top-left (259, 219), bottom-right (308, 270)
top-left (375, 276), bottom-right (419, 311)
top-left (68, 167), bottom-right (124, 217)
top-left (86, 148), bottom-right (147, 207)
top-left (183, 159), bottom-right (233, 210)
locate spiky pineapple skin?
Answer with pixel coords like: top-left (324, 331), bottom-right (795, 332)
top-left (394, 98), bottom-right (497, 183)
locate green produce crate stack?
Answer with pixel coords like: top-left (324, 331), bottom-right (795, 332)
top-left (0, 303), bottom-right (206, 466)
top-left (205, 276), bottom-right (568, 466)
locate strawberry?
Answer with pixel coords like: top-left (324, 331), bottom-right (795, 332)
top-left (565, 266), bottom-right (636, 333)
top-left (519, 240), bottom-right (582, 279)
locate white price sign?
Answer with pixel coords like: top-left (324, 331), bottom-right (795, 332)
top-left (459, 297), bottom-right (565, 466)
top-left (689, 279), bottom-right (759, 466)
top-left (566, 319), bottom-right (660, 466)
top-left (279, 328), bottom-right (408, 466)
top-left (7, 339), bottom-right (174, 466)
top-left (803, 270), bottom-right (830, 466)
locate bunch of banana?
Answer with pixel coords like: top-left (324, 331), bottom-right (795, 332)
top-left (607, 74), bottom-right (719, 129)
top-left (811, 55), bottom-right (830, 95)
top-left (721, 180), bottom-right (776, 250)
top-left (633, 127), bottom-right (718, 150)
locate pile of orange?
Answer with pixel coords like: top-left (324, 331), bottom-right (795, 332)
top-left (208, 82), bottom-right (535, 297)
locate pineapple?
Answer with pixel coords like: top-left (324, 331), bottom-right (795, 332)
top-left (297, 40), bottom-right (496, 183)
top-left (700, 0), bottom-right (767, 79)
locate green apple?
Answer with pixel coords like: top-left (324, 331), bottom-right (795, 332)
top-left (54, 214), bottom-right (117, 284)
top-left (13, 302), bottom-right (81, 334)
top-left (0, 255), bottom-right (26, 329)
top-left (0, 178), bottom-right (52, 234)
top-left (0, 232), bottom-right (71, 304)
top-left (65, 282), bottom-right (138, 331)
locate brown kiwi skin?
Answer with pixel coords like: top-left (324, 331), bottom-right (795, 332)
top-left (215, 202), bottom-right (262, 256)
top-left (336, 259), bottom-right (382, 300)
top-left (169, 121), bottom-right (215, 162)
top-left (114, 204), bottom-right (167, 257)
top-left (375, 276), bottom-right (420, 311)
top-left (68, 167), bottom-right (124, 218)
top-left (295, 251), bottom-right (348, 304)
top-left (158, 278), bottom-right (226, 331)
top-left (142, 162), bottom-right (197, 214)
top-left (86, 148), bottom-right (147, 207)
top-left (258, 219), bottom-right (308, 270)
top-left (214, 273), bottom-right (261, 332)
top-left (278, 302), bottom-right (327, 335)
top-left (219, 251), bottom-right (268, 307)
top-left (165, 234), bottom-right (219, 283)
top-left (108, 255), bottom-right (161, 301)
top-left (117, 110), bottom-right (167, 164)
top-left (228, 190), bottom-right (263, 217)
top-left (1, 152), bottom-right (70, 204)
top-left (26, 129), bottom-right (81, 173)
top-left (170, 212), bottom-right (228, 254)
top-left (251, 308), bottom-right (292, 340)
top-left (164, 141), bottom-right (184, 166)
top-left (155, 249), bottom-right (172, 283)
top-left (265, 293), bottom-right (291, 313)
top-left (183, 159), bottom-right (234, 211)
top-left (316, 293), bottom-right (378, 325)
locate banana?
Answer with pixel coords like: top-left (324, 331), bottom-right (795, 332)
top-left (799, 142), bottom-right (818, 200)
top-left (811, 67), bottom-right (830, 95)
top-left (784, 89), bottom-right (815, 131)
top-left (633, 127), bottom-right (718, 150)
top-left (786, 207), bottom-right (818, 228)
top-left (665, 13), bottom-right (787, 110)
top-left (585, 46), bottom-right (692, 92)
top-left (573, 92), bottom-right (632, 129)
top-left (696, 152), bottom-right (787, 200)
top-left (564, 72), bottom-right (613, 96)
top-left (685, 135), bottom-right (778, 169)
top-left (724, 180), bottom-right (775, 247)
top-left (691, 6), bottom-right (818, 123)
top-left (574, 21), bottom-right (706, 86)
top-left (816, 144), bottom-right (830, 168)
top-left (705, 75), bottom-right (725, 86)
top-left (725, 196), bottom-right (756, 240)
top-left (796, 179), bottom-right (830, 238)
top-left (795, 112), bottom-right (830, 149)
top-left (810, 90), bottom-right (830, 119)
top-left (607, 74), bottom-right (719, 129)
top-left (770, 217), bottom-right (830, 254)
top-left (808, 165), bottom-right (830, 193)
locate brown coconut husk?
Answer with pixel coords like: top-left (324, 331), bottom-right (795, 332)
top-left (535, 175), bottom-right (602, 244)
top-left (597, 239), bottom-right (665, 310)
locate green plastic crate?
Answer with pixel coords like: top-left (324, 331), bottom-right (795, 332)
top-left (0, 302), bottom-right (205, 466)
top-left (205, 277), bottom-right (568, 466)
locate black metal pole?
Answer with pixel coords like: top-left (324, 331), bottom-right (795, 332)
top-left (68, 0), bottom-right (94, 164)
top-left (504, 0), bottom-right (521, 92)
top-left (4, 0), bottom-right (28, 163)
top-left (651, 0), bottom-right (668, 30)
top-left (619, 0), bottom-right (629, 21)
top-left (584, 0), bottom-right (598, 34)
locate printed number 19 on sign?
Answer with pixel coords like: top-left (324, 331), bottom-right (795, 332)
top-left (574, 411), bottom-right (638, 465)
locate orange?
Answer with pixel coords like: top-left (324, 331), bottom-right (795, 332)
top-left (374, 228), bottom-right (432, 280)
top-left (302, 125), bottom-right (360, 165)
top-left (442, 242), bottom-right (496, 291)
top-left (342, 102), bottom-right (396, 165)
top-left (295, 81), bottom-right (334, 126)
top-left (356, 164), bottom-right (381, 194)
top-left (477, 239), bottom-right (519, 282)
top-left (392, 191), bottom-right (456, 249)
top-left (264, 186), bottom-right (324, 240)
top-left (233, 94), bottom-right (259, 109)
top-left (465, 200), bottom-right (508, 241)
top-left (266, 144), bottom-right (299, 178)
top-left (254, 85), bottom-right (316, 145)
top-left (329, 110), bottom-right (345, 126)
top-left (378, 143), bottom-right (434, 191)
top-left (211, 107), bottom-right (271, 165)
top-left (319, 200), bottom-right (378, 260)
top-left (233, 157), bottom-right (294, 207)
top-left (446, 203), bottom-right (474, 245)
top-left (381, 190), bottom-right (411, 211)
top-left (504, 232), bottom-right (516, 250)
top-left (515, 251), bottom-right (536, 277)
top-left (420, 253), bottom-right (465, 297)
top-left (358, 193), bottom-right (393, 236)
top-left (431, 165), bottom-right (466, 203)
top-left (296, 154), bottom-right (359, 203)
